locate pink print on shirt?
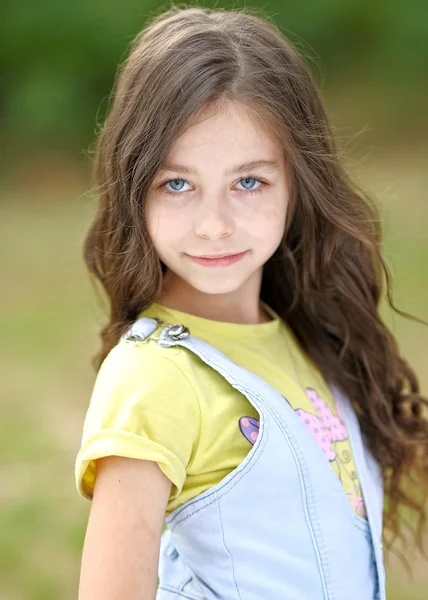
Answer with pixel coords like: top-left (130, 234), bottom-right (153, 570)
top-left (238, 388), bottom-right (348, 455)
top-left (295, 387), bottom-right (348, 461)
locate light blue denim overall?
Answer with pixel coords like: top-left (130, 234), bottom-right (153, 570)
top-left (121, 316), bottom-right (386, 600)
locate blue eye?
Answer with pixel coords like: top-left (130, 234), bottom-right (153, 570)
top-left (236, 177), bottom-right (262, 192)
top-left (164, 179), bottom-right (191, 193)
top-left (160, 176), bottom-right (266, 197)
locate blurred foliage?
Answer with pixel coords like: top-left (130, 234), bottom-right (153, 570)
top-left (1, 0), bottom-right (428, 170)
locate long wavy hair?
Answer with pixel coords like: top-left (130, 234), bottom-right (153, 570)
top-left (83, 5), bottom-right (428, 565)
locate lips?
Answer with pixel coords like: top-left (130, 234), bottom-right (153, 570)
top-left (186, 250), bottom-right (249, 267)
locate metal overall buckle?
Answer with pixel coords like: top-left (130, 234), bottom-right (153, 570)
top-left (123, 319), bottom-right (191, 344)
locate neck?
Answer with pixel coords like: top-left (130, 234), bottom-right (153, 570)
top-left (158, 277), bottom-right (271, 325)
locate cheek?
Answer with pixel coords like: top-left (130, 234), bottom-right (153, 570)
top-left (250, 199), bottom-right (287, 240)
top-left (146, 204), bottom-right (188, 254)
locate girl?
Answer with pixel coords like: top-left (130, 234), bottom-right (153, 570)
top-left (75, 5), bottom-right (428, 600)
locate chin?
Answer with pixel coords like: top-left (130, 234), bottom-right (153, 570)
top-left (181, 273), bottom-right (244, 294)
top-left (191, 282), bottom-right (242, 296)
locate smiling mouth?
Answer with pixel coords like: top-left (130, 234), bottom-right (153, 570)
top-left (185, 250), bottom-right (249, 267)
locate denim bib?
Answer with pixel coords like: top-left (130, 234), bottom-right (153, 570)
top-left (121, 317), bottom-right (386, 600)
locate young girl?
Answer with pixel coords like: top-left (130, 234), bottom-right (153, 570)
top-left (75, 6), bottom-right (428, 600)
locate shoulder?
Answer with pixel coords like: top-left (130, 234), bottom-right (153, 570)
top-left (82, 338), bottom-right (203, 451)
top-left (76, 339), bottom-right (203, 502)
top-left (89, 338), bottom-right (202, 421)
top-left (96, 338), bottom-right (198, 392)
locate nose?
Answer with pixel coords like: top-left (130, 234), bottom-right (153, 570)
top-left (193, 195), bottom-right (234, 240)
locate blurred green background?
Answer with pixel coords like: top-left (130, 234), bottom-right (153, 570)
top-left (1, 1), bottom-right (427, 599)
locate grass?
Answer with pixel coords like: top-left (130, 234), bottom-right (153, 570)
top-left (1, 147), bottom-right (427, 599)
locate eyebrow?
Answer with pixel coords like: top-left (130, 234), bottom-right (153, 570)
top-left (157, 159), bottom-right (280, 176)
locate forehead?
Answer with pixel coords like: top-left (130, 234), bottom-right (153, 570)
top-left (159, 101), bottom-right (283, 174)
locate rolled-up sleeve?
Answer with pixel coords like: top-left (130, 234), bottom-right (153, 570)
top-left (75, 341), bottom-right (200, 501)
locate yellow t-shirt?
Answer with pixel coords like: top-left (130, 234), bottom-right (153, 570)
top-left (75, 300), bottom-right (366, 519)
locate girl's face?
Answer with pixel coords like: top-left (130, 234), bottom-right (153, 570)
top-left (145, 100), bottom-right (290, 319)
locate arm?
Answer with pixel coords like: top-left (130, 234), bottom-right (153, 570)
top-left (78, 456), bottom-right (172, 600)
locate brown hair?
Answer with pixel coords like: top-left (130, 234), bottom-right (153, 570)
top-left (83, 5), bottom-right (428, 565)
